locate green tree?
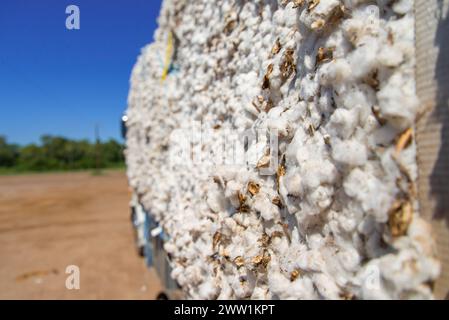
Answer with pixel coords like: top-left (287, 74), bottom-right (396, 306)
top-left (0, 135), bottom-right (125, 173)
top-left (0, 136), bottom-right (19, 167)
top-left (101, 139), bottom-right (125, 165)
top-left (17, 144), bottom-right (49, 171)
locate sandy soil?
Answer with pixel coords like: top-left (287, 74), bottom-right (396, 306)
top-left (0, 170), bottom-right (163, 299)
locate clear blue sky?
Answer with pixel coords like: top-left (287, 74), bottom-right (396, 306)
top-left (0, 0), bottom-right (162, 145)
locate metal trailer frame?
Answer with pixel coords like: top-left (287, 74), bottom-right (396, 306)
top-left (129, 194), bottom-right (183, 299)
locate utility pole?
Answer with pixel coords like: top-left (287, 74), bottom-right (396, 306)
top-left (95, 123), bottom-right (101, 174)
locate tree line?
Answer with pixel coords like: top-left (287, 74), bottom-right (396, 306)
top-left (0, 135), bottom-right (125, 172)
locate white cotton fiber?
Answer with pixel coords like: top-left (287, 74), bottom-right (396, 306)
top-left (125, 0), bottom-right (439, 299)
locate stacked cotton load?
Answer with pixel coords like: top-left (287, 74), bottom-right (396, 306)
top-left (125, 0), bottom-right (440, 299)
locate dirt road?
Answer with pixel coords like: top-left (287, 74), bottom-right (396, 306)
top-left (0, 170), bottom-right (162, 299)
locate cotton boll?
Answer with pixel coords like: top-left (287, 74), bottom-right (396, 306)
top-left (299, 0), bottom-right (341, 30)
top-left (284, 3), bottom-right (298, 28)
top-left (225, 180), bottom-right (243, 208)
top-left (392, 0), bottom-right (413, 15)
top-left (296, 250), bottom-right (326, 273)
top-left (253, 194), bottom-right (280, 221)
top-left (320, 159), bottom-right (340, 184)
top-left (198, 278), bottom-right (219, 299)
top-left (356, 262), bottom-right (391, 300)
top-left (307, 233), bottom-right (325, 250)
top-left (378, 45), bottom-right (404, 67)
top-left (348, 38), bottom-right (379, 80)
top-left (408, 218), bottom-right (439, 259)
top-left (207, 186), bottom-right (226, 213)
top-left (267, 269), bottom-right (292, 299)
top-left (377, 73), bottom-right (419, 130)
top-left (318, 59), bottom-right (352, 85)
top-left (300, 158), bottom-right (339, 192)
top-left (217, 277), bottom-right (233, 300)
top-left (371, 124), bottom-right (399, 147)
top-left (326, 108), bottom-right (359, 139)
top-left (335, 211), bottom-right (357, 233)
top-left (318, 88), bottom-right (335, 114)
top-left (312, 273), bottom-right (341, 299)
top-left (342, 0), bottom-right (372, 7)
top-left (267, 117), bottom-right (291, 138)
top-left (342, 18), bottom-right (364, 45)
top-left (337, 247), bottom-right (361, 272)
top-left (344, 169), bottom-right (391, 222)
top-left (284, 169), bottom-right (304, 197)
top-left (272, 9), bottom-right (284, 26)
top-left (331, 138), bottom-right (368, 167)
top-left (339, 83), bottom-right (376, 111)
top-left (378, 250), bottom-right (433, 293)
top-left (308, 185), bottom-right (334, 212)
top-left (285, 276), bottom-right (317, 299)
top-left (251, 286), bottom-right (270, 300)
top-left (300, 162), bottom-right (325, 191)
top-left (172, 267), bottom-right (188, 287)
top-left (229, 272), bottom-right (255, 299)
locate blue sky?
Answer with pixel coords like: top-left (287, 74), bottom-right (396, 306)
top-left (0, 0), bottom-right (162, 145)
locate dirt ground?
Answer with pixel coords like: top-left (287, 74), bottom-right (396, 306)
top-left (0, 170), bottom-right (163, 299)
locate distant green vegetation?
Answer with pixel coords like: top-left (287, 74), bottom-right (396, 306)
top-left (0, 135), bottom-right (125, 174)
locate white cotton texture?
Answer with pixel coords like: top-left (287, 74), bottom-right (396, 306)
top-left (125, 0), bottom-right (440, 299)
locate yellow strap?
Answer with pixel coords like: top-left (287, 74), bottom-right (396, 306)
top-left (161, 31), bottom-right (174, 82)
